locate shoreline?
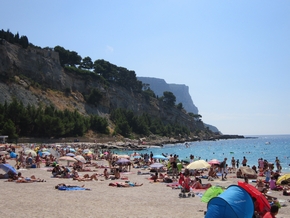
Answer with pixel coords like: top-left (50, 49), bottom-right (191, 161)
top-left (12, 134), bottom-right (245, 151)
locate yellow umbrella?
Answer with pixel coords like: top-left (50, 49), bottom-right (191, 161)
top-left (186, 160), bottom-right (211, 170)
top-left (276, 173), bottom-right (290, 185)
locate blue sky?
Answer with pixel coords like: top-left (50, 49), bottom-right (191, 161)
top-left (1, 1), bottom-right (290, 135)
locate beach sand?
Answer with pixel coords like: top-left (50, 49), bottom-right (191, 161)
top-left (0, 159), bottom-right (289, 218)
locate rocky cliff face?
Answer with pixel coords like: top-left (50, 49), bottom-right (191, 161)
top-left (137, 77), bottom-right (199, 114)
top-left (0, 40), bottom-right (206, 132)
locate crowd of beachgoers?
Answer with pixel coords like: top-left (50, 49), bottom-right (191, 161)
top-left (0, 142), bottom-right (290, 217)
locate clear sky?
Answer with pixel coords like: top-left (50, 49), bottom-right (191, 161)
top-left (1, 0), bottom-right (290, 136)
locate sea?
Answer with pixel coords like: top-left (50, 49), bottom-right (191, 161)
top-left (116, 134), bottom-right (290, 173)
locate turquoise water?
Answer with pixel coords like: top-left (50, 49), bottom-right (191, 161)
top-left (118, 135), bottom-right (290, 173)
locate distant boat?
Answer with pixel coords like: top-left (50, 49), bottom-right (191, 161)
top-left (265, 142), bottom-right (271, 145)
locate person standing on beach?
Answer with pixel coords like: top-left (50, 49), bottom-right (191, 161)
top-left (35, 153), bottom-right (41, 168)
top-left (172, 156), bottom-right (178, 179)
top-left (236, 159), bottom-right (240, 168)
top-left (259, 158), bottom-right (264, 171)
top-left (275, 157), bottom-right (282, 172)
top-left (189, 154), bottom-right (194, 163)
top-left (231, 157), bottom-right (236, 172)
top-left (220, 158), bottom-right (227, 181)
top-left (242, 156), bottom-right (247, 166)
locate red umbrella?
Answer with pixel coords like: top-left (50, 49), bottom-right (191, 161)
top-left (238, 181), bottom-right (270, 214)
top-left (208, 159), bottom-right (220, 165)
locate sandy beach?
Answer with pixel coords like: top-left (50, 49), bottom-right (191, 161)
top-left (0, 157), bottom-right (289, 218)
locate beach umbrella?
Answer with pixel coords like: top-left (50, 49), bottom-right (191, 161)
top-left (238, 181), bottom-right (270, 214)
top-left (116, 158), bottom-right (130, 164)
top-left (152, 155), bottom-right (168, 160)
top-left (66, 153), bottom-right (75, 157)
top-left (59, 156), bottom-right (77, 167)
top-left (68, 148), bottom-right (76, 153)
top-left (239, 166), bottom-right (257, 178)
top-left (74, 155), bottom-right (86, 163)
top-left (83, 149), bottom-right (90, 154)
top-left (48, 149), bottom-right (58, 158)
top-left (0, 151), bottom-right (8, 155)
top-left (24, 149), bottom-right (37, 157)
top-left (276, 173), bottom-right (290, 185)
top-left (201, 186), bottom-right (224, 203)
top-left (150, 163), bottom-right (164, 168)
top-left (86, 152), bottom-right (93, 156)
top-left (118, 155), bottom-right (130, 159)
top-left (208, 159), bottom-right (220, 165)
top-left (0, 163), bottom-right (17, 174)
top-left (42, 151), bottom-right (51, 156)
top-left (59, 156), bottom-right (77, 162)
top-left (186, 160), bottom-right (211, 170)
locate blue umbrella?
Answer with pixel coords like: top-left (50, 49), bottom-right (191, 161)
top-left (150, 163), bottom-right (164, 168)
top-left (69, 148), bottom-right (76, 153)
top-left (116, 158), bottom-right (130, 164)
top-left (66, 153), bottom-right (75, 157)
top-left (0, 163), bottom-right (17, 174)
top-left (42, 151), bottom-right (51, 156)
top-left (152, 155), bottom-right (168, 160)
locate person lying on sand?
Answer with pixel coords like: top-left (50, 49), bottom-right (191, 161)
top-left (55, 183), bottom-right (91, 190)
top-left (109, 182), bottom-right (143, 187)
top-left (15, 175), bottom-right (46, 183)
top-left (3, 172), bottom-right (22, 181)
top-left (191, 177), bottom-right (212, 189)
top-left (6, 173), bottom-right (46, 183)
top-left (72, 173), bottom-right (98, 181)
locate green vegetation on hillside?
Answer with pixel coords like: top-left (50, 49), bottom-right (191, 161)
top-left (110, 108), bottom-right (190, 138)
top-left (0, 99), bottom-right (191, 140)
top-left (0, 99), bottom-right (109, 139)
top-left (0, 29), bottom-right (29, 48)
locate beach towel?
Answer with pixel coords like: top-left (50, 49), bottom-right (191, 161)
top-left (58, 186), bottom-right (89, 191)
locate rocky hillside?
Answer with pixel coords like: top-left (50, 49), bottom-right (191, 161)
top-left (0, 40), bottom-right (207, 133)
top-left (137, 77), bottom-right (199, 114)
top-left (137, 76), bottom-right (220, 133)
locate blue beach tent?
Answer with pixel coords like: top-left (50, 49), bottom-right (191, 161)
top-left (205, 185), bottom-right (254, 218)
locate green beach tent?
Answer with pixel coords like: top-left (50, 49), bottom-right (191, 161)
top-left (201, 186), bottom-right (224, 203)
